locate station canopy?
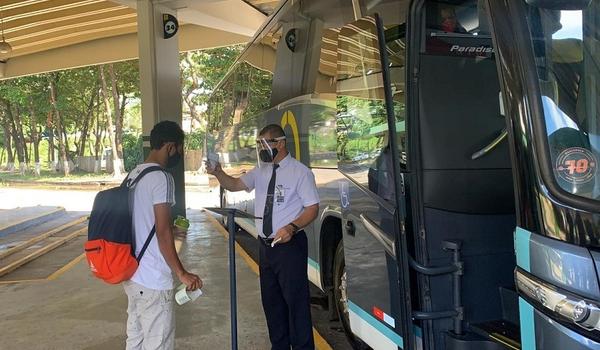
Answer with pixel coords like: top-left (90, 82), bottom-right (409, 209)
top-left (0, 0), bottom-right (281, 79)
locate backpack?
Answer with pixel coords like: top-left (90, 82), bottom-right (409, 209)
top-left (84, 166), bottom-right (163, 284)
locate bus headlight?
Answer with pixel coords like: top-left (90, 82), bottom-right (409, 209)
top-left (516, 270), bottom-right (600, 331)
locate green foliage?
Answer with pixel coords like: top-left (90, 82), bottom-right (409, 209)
top-left (185, 130), bottom-right (204, 150)
top-left (122, 133), bottom-right (143, 171)
top-left (181, 46), bottom-right (244, 131)
top-left (0, 46), bottom-right (243, 178)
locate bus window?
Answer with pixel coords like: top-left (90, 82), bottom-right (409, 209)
top-left (336, 14), bottom-right (406, 201)
top-left (525, 4), bottom-right (600, 200)
top-left (424, 0), bottom-right (493, 57)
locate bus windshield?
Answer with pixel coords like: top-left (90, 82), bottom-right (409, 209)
top-left (526, 1), bottom-right (600, 201)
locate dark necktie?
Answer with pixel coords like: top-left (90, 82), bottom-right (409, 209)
top-left (263, 163), bottom-right (279, 237)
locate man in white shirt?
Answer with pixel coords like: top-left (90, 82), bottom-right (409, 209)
top-left (123, 121), bottom-right (202, 350)
top-left (208, 124), bottom-right (319, 350)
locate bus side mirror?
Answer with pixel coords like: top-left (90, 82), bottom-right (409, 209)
top-left (526, 0), bottom-right (590, 10)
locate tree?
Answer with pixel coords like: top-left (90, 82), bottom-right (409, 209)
top-left (180, 46), bottom-right (242, 172)
top-left (99, 65), bottom-right (122, 178)
top-left (49, 73), bottom-right (70, 176)
top-left (0, 113), bottom-right (14, 171)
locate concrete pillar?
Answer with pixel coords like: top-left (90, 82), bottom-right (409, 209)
top-left (137, 0), bottom-right (186, 218)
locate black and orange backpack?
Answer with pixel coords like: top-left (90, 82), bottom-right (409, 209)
top-left (84, 166), bottom-right (163, 284)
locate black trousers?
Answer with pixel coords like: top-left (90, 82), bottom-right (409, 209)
top-left (258, 231), bottom-right (315, 350)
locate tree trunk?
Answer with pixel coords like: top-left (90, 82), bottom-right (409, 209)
top-left (99, 65), bottom-right (121, 178)
top-left (120, 92), bottom-right (127, 125)
top-left (78, 91), bottom-right (96, 159)
top-left (29, 98), bottom-right (41, 176)
top-left (14, 104), bottom-right (29, 166)
top-left (108, 64), bottom-right (125, 173)
top-left (1, 119), bottom-right (14, 171)
top-left (92, 88), bottom-right (103, 173)
top-left (49, 75), bottom-right (70, 176)
top-left (183, 52), bottom-right (202, 126)
top-left (4, 101), bottom-right (27, 174)
top-left (46, 111), bottom-right (56, 169)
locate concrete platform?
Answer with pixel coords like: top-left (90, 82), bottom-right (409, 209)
top-left (0, 209), bottom-right (272, 350)
top-left (0, 206), bottom-right (65, 237)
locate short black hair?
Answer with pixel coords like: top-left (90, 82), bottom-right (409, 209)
top-left (258, 124), bottom-right (285, 138)
top-left (150, 121), bottom-right (184, 150)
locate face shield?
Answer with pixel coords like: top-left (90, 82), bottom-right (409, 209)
top-left (256, 136), bottom-right (285, 166)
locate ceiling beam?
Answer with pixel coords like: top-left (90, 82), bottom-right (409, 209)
top-left (111, 0), bottom-right (265, 37)
top-left (1, 24), bottom-right (248, 79)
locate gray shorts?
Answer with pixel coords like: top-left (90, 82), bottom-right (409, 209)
top-left (123, 280), bottom-right (175, 350)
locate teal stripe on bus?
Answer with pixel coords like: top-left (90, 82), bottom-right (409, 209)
top-left (519, 297), bottom-right (537, 350)
top-left (307, 257), bottom-right (320, 271)
top-left (515, 227), bottom-right (532, 272)
top-left (348, 300), bottom-right (404, 348)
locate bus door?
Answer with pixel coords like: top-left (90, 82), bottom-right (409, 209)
top-left (488, 1), bottom-right (600, 349)
top-left (336, 15), bottom-right (413, 350)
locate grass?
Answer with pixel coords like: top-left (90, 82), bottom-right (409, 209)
top-left (0, 169), bottom-right (119, 183)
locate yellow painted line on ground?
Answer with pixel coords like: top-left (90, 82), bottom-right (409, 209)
top-left (0, 215), bottom-right (88, 260)
top-left (0, 226), bottom-right (87, 278)
top-left (46, 253), bottom-right (86, 281)
top-left (205, 212), bottom-right (259, 275)
top-left (0, 278), bottom-right (46, 284)
top-left (313, 329), bottom-right (333, 350)
top-left (204, 211), bottom-right (332, 350)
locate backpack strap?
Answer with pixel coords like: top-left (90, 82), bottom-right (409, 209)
top-left (136, 225), bottom-right (156, 262)
top-left (124, 165), bottom-right (164, 188)
top-left (125, 165), bottom-right (164, 262)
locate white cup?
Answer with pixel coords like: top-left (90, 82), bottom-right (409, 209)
top-left (175, 283), bottom-right (203, 305)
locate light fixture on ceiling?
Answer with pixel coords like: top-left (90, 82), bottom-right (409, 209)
top-left (0, 11), bottom-right (12, 55)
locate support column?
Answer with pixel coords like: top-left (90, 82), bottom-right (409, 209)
top-left (137, 0), bottom-right (186, 217)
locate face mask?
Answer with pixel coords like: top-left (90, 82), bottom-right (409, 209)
top-left (259, 148), bottom-right (278, 163)
top-left (256, 136), bottom-right (285, 165)
top-left (166, 149), bottom-right (182, 168)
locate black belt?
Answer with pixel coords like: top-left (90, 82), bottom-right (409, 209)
top-left (259, 236), bottom-right (274, 246)
top-left (259, 230), bottom-right (304, 247)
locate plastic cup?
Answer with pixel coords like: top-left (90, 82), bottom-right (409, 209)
top-left (175, 283), bottom-right (203, 305)
top-left (173, 215), bottom-right (190, 231)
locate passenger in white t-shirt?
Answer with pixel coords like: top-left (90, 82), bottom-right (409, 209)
top-left (123, 121), bottom-right (202, 350)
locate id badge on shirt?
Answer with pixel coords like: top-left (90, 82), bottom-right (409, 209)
top-left (275, 185), bottom-right (285, 203)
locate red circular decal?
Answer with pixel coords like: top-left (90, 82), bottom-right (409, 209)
top-left (555, 147), bottom-right (598, 185)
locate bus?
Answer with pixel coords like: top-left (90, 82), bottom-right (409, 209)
top-left (206, 0), bottom-right (600, 349)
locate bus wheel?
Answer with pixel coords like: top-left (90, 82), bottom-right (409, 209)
top-left (334, 241), bottom-right (370, 350)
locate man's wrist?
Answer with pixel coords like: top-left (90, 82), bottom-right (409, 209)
top-left (288, 222), bottom-right (300, 233)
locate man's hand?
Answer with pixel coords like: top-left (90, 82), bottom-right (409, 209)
top-left (274, 224), bottom-right (295, 244)
top-left (178, 270), bottom-right (203, 291)
top-left (205, 160), bottom-right (222, 176)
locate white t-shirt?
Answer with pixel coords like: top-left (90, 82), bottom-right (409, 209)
top-left (240, 154), bottom-right (320, 238)
top-left (128, 163), bottom-right (176, 290)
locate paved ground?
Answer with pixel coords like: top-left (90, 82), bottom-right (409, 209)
top-left (0, 210), bottom-right (271, 350)
top-left (0, 186), bottom-right (353, 349)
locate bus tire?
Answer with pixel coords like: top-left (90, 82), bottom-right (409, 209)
top-left (334, 241), bottom-right (370, 350)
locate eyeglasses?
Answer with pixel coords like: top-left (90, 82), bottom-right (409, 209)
top-left (256, 136), bottom-right (286, 145)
